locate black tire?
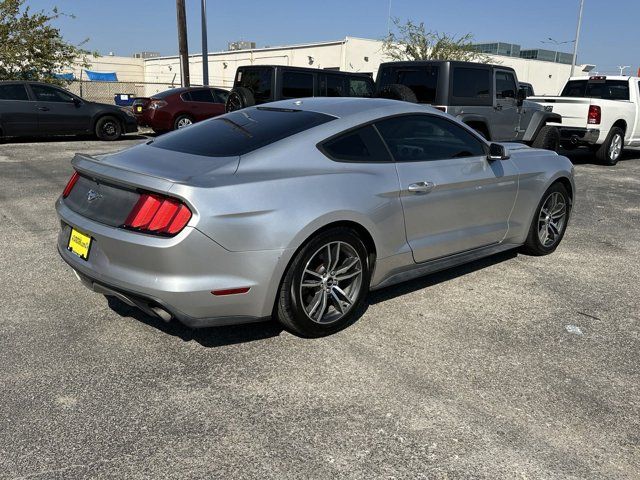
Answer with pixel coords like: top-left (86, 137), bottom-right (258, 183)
top-left (277, 228), bottom-right (371, 338)
top-left (95, 116), bottom-right (122, 141)
top-left (531, 125), bottom-right (560, 152)
top-left (225, 87), bottom-right (256, 112)
top-left (466, 123), bottom-right (490, 140)
top-left (173, 115), bottom-right (194, 130)
top-left (595, 126), bottom-right (624, 165)
top-left (521, 182), bottom-right (571, 256)
top-left (376, 84), bottom-right (418, 103)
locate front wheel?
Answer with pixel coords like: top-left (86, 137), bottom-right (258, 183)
top-left (521, 183), bottom-right (571, 256)
top-left (277, 228), bottom-right (370, 337)
top-left (595, 127), bottom-right (624, 165)
top-left (95, 116), bottom-right (122, 141)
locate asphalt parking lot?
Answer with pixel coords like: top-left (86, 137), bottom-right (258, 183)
top-left (1, 136), bottom-right (638, 479)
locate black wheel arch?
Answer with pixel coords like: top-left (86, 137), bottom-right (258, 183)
top-left (459, 114), bottom-right (492, 140)
top-left (91, 111), bottom-right (125, 132)
top-left (522, 111), bottom-right (562, 143)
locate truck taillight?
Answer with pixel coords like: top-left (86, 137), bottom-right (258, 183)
top-left (123, 193), bottom-right (192, 236)
top-left (588, 105), bottom-right (601, 125)
top-left (62, 171), bottom-right (79, 198)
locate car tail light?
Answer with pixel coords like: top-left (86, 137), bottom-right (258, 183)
top-left (433, 106), bottom-right (447, 112)
top-left (588, 105), bottom-right (601, 125)
top-left (123, 193), bottom-right (192, 236)
top-left (62, 171), bottom-right (80, 198)
top-left (149, 100), bottom-right (167, 109)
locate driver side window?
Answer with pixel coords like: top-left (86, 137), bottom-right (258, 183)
top-left (496, 71), bottom-right (517, 99)
top-left (31, 84), bottom-right (75, 103)
top-left (375, 115), bottom-right (486, 162)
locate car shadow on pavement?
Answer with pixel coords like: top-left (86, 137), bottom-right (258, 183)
top-left (561, 148), bottom-right (637, 165)
top-left (106, 296), bottom-right (284, 347)
top-left (368, 249), bottom-right (517, 305)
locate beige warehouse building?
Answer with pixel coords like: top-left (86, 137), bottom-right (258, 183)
top-left (72, 36), bottom-right (590, 99)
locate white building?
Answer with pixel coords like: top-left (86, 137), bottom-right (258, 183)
top-left (73, 36), bottom-right (591, 98)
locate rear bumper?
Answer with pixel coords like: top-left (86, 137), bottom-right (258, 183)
top-left (55, 198), bottom-right (290, 328)
top-left (559, 127), bottom-right (600, 146)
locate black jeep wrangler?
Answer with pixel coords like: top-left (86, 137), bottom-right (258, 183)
top-left (225, 65), bottom-right (375, 112)
top-left (376, 61), bottom-right (561, 150)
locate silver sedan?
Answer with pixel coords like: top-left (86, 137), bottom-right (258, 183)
top-left (56, 98), bottom-right (575, 337)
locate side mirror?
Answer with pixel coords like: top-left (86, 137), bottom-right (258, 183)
top-left (73, 97), bottom-right (82, 107)
top-left (488, 143), bottom-right (510, 161)
top-left (517, 87), bottom-right (526, 106)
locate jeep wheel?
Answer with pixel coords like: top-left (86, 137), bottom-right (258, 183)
top-left (225, 87), bottom-right (256, 112)
top-left (377, 84), bottom-right (417, 103)
top-left (532, 125), bottom-right (560, 152)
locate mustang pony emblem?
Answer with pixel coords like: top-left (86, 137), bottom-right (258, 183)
top-left (87, 189), bottom-right (102, 203)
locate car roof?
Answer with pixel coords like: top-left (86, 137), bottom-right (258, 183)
top-left (257, 97), bottom-right (437, 119)
top-left (236, 64), bottom-right (373, 77)
top-left (379, 60), bottom-right (510, 71)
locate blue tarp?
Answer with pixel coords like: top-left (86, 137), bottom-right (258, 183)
top-left (53, 72), bottom-right (75, 80)
top-left (84, 70), bottom-right (118, 81)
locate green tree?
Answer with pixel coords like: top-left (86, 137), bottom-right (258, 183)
top-left (382, 18), bottom-right (490, 63)
top-left (0, 0), bottom-right (92, 84)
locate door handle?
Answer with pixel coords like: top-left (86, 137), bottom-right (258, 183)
top-left (37, 106), bottom-right (50, 111)
top-left (408, 181), bottom-right (435, 194)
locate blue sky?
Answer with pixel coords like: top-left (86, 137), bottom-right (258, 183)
top-left (27, 0), bottom-right (639, 75)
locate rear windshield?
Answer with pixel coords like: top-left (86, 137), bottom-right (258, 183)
top-left (378, 66), bottom-right (439, 103)
top-left (561, 80), bottom-right (630, 100)
top-left (151, 107), bottom-right (335, 156)
top-left (154, 88), bottom-right (184, 99)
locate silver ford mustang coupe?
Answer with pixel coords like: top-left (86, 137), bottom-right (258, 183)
top-left (56, 97), bottom-right (574, 337)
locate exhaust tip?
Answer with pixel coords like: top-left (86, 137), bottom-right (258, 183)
top-left (151, 306), bottom-right (173, 323)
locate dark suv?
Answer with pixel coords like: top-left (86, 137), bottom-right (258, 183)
top-left (376, 61), bottom-right (561, 150)
top-left (0, 81), bottom-right (137, 141)
top-left (225, 65), bottom-right (375, 112)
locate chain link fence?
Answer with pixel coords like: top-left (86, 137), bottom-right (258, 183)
top-left (66, 80), bottom-right (229, 105)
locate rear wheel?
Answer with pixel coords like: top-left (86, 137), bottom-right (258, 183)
top-left (531, 125), bottom-right (560, 152)
top-left (173, 115), bottom-right (193, 130)
top-left (377, 84), bottom-right (418, 103)
top-left (277, 228), bottom-right (370, 337)
top-left (95, 116), bottom-right (122, 141)
top-left (595, 127), bottom-right (624, 165)
top-left (521, 182), bottom-right (571, 256)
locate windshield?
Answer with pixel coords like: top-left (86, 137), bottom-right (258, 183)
top-left (561, 80), bottom-right (630, 100)
top-left (377, 66), bottom-right (439, 103)
top-left (151, 107), bottom-right (335, 157)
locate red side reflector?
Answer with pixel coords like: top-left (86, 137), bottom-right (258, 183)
top-left (211, 287), bottom-right (251, 296)
top-left (588, 105), bottom-right (601, 125)
top-left (62, 171), bottom-right (79, 198)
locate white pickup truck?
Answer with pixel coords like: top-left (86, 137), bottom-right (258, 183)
top-left (530, 75), bottom-right (640, 165)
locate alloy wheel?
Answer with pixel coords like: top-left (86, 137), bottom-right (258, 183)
top-left (177, 117), bottom-right (193, 128)
top-left (537, 192), bottom-right (567, 247)
top-left (609, 133), bottom-right (622, 161)
top-left (299, 241), bottom-right (363, 325)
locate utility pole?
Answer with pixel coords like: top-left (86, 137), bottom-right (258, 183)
top-left (201, 0), bottom-right (209, 85)
top-left (176, 0), bottom-right (190, 87)
top-left (570, 0), bottom-right (585, 78)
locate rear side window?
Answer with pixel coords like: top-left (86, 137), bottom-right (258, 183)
top-left (561, 79), bottom-right (630, 100)
top-left (321, 75), bottom-right (347, 97)
top-left (188, 89), bottom-right (214, 102)
top-left (495, 71), bottom-right (517, 99)
top-left (282, 72), bottom-right (314, 98)
top-left (0, 84), bottom-right (29, 101)
top-left (320, 125), bottom-right (391, 162)
top-left (349, 78), bottom-right (374, 98)
top-left (452, 68), bottom-right (491, 98)
top-left (378, 66), bottom-right (439, 103)
top-left (236, 69), bottom-right (273, 103)
top-left (152, 107), bottom-right (335, 157)
top-left (375, 114), bottom-right (486, 162)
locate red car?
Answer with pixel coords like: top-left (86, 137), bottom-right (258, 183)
top-left (132, 87), bottom-right (228, 133)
